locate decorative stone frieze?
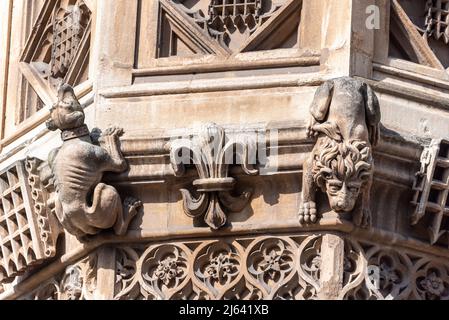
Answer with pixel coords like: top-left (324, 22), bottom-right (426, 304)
top-left (25, 253), bottom-right (97, 300)
top-left (169, 123), bottom-right (258, 229)
top-left (113, 235), bottom-right (321, 300)
top-left (110, 233), bottom-right (449, 300)
top-left (345, 241), bottom-right (449, 300)
top-left (299, 77), bottom-right (381, 228)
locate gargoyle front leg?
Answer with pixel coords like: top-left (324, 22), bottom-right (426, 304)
top-left (353, 177), bottom-right (372, 228)
top-left (299, 156), bottom-right (318, 224)
top-left (99, 126), bottom-right (127, 172)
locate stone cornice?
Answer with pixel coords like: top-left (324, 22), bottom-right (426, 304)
top-left (105, 122), bottom-right (424, 189)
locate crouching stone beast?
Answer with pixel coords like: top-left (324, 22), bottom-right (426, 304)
top-left (299, 77), bottom-right (381, 227)
top-left (44, 84), bottom-right (142, 238)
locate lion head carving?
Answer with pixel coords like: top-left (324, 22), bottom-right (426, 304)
top-left (311, 137), bottom-right (372, 212)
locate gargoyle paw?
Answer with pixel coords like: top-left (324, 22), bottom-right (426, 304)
top-left (114, 197), bottom-right (142, 236)
top-left (102, 126), bottom-right (124, 138)
top-left (299, 201), bottom-right (317, 224)
top-left (354, 208), bottom-right (371, 228)
top-left (124, 197), bottom-right (143, 213)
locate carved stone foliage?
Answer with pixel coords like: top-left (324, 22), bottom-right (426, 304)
top-left (156, 0), bottom-right (300, 57)
top-left (344, 241), bottom-right (449, 300)
top-left (20, 0), bottom-right (92, 106)
top-left (42, 84), bottom-right (142, 238)
top-left (24, 253), bottom-right (97, 300)
top-left (169, 123), bottom-right (258, 229)
top-left (113, 235), bottom-right (326, 300)
top-left (299, 77), bottom-right (381, 228)
top-left (0, 160), bottom-right (58, 283)
top-left (411, 139), bottom-right (449, 246)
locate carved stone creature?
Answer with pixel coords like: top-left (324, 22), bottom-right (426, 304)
top-left (299, 77), bottom-right (381, 227)
top-left (45, 84), bottom-right (141, 238)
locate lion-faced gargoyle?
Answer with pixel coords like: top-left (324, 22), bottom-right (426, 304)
top-left (299, 77), bottom-right (381, 228)
top-left (44, 84), bottom-right (142, 238)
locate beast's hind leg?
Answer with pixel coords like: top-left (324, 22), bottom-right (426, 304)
top-left (86, 183), bottom-right (141, 235)
top-left (85, 183), bottom-right (121, 230)
top-left (55, 198), bottom-right (86, 238)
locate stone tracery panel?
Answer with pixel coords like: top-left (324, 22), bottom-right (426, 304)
top-left (344, 241), bottom-right (449, 300)
top-left (19, 0), bottom-right (92, 116)
top-left (113, 235), bottom-right (321, 300)
top-left (24, 253), bottom-right (97, 300)
top-left (112, 234), bottom-right (449, 300)
top-left (170, 0), bottom-right (288, 51)
top-left (137, 0), bottom-right (302, 64)
top-left (10, 232), bottom-right (449, 300)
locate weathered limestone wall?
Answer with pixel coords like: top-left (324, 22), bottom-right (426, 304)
top-left (0, 0), bottom-right (449, 300)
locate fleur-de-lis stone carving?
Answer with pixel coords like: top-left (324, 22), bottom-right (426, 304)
top-left (169, 123), bottom-right (258, 229)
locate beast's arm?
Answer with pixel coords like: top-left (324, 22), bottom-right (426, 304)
top-left (98, 127), bottom-right (127, 172)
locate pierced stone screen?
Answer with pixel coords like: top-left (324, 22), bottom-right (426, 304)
top-left (0, 161), bottom-right (53, 283)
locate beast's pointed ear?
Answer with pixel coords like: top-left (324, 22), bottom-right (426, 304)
top-left (310, 80), bottom-right (334, 122)
top-left (46, 119), bottom-right (58, 131)
top-left (364, 84), bottom-right (381, 146)
top-left (57, 83), bottom-right (77, 102)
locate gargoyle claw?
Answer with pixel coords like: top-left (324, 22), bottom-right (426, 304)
top-left (299, 201), bottom-right (317, 224)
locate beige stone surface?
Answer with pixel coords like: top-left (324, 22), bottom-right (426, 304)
top-left (0, 0), bottom-right (448, 301)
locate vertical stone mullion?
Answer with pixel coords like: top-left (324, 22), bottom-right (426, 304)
top-left (318, 233), bottom-right (345, 300)
top-left (94, 246), bottom-right (116, 300)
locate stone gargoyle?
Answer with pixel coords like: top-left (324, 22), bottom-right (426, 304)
top-left (299, 77), bottom-right (381, 227)
top-left (43, 84), bottom-right (142, 238)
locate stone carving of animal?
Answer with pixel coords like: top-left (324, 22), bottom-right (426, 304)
top-left (299, 77), bottom-right (381, 227)
top-left (44, 84), bottom-right (141, 238)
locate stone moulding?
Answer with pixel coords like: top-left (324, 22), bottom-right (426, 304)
top-left (15, 230), bottom-right (449, 300)
top-left (169, 123), bottom-right (259, 229)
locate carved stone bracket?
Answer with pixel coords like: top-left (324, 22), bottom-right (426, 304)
top-left (169, 123), bottom-right (258, 229)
